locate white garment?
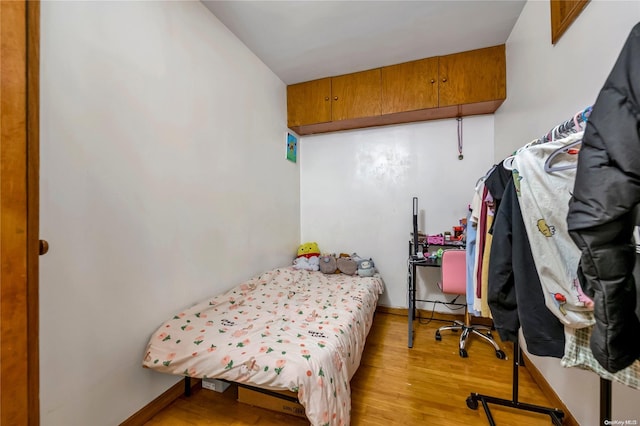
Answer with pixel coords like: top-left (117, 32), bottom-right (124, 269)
top-left (470, 182), bottom-right (484, 313)
top-left (469, 184), bottom-right (483, 225)
top-left (511, 132), bottom-right (595, 329)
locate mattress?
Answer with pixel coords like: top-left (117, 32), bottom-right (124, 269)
top-left (143, 267), bottom-right (384, 426)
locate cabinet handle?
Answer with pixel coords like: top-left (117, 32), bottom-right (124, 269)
top-left (430, 79), bottom-right (435, 84)
top-left (442, 78), bottom-right (448, 83)
top-left (325, 96), bottom-right (329, 101)
top-left (334, 96), bottom-right (338, 101)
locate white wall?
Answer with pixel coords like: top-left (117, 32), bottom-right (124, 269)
top-left (39, 2), bottom-right (299, 425)
top-left (496, 1), bottom-right (640, 425)
top-left (300, 117), bottom-right (494, 310)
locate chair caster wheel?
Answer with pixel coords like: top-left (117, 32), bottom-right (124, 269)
top-left (435, 331), bottom-right (441, 341)
top-left (496, 350), bottom-right (506, 359)
top-left (459, 349), bottom-right (468, 358)
top-left (466, 396), bottom-right (478, 410)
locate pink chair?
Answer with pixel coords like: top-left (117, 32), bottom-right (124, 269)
top-left (435, 249), bottom-right (505, 359)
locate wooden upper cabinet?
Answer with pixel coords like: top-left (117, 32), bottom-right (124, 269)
top-left (438, 45), bottom-right (506, 107)
top-left (287, 44), bottom-right (506, 135)
top-left (287, 77), bottom-right (331, 127)
top-left (331, 69), bottom-right (381, 121)
top-left (381, 57), bottom-right (438, 115)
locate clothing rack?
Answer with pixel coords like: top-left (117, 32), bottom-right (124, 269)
top-left (542, 105), bottom-right (614, 426)
top-left (535, 106), bottom-right (592, 144)
top-left (466, 340), bottom-right (564, 425)
top-left (467, 106), bottom-right (616, 425)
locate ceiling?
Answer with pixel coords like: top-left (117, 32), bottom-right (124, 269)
top-left (202, 0), bottom-right (527, 85)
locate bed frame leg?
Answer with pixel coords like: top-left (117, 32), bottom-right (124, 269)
top-left (184, 377), bottom-right (191, 397)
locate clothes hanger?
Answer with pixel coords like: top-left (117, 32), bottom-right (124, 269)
top-left (503, 137), bottom-right (542, 171)
top-left (507, 106), bottom-right (592, 172)
top-left (475, 164), bottom-right (497, 189)
top-left (572, 111), bottom-right (582, 132)
top-left (543, 138), bottom-right (582, 173)
top-left (581, 106), bottom-right (593, 124)
top-left (544, 107), bottom-right (592, 173)
top-left (553, 125), bottom-right (561, 140)
top-left (503, 155), bottom-right (516, 171)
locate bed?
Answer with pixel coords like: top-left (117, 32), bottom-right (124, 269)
top-left (142, 266), bottom-right (384, 426)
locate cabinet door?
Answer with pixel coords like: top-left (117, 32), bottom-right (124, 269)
top-left (438, 45), bottom-right (506, 107)
top-left (331, 69), bottom-right (381, 121)
top-left (381, 57), bottom-right (438, 114)
top-left (551, 0), bottom-right (589, 44)
top-left (287, 78), bottom-right (331, 127)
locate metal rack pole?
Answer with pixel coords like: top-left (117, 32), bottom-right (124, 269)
top-left (600, 378), bottom-right (612, 425)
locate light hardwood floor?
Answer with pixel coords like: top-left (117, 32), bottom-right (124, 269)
top-left (145, 312), bottom-right (560, 425)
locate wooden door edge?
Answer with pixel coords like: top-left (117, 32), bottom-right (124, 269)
top-left (27, 2), bottom-right (41, 425)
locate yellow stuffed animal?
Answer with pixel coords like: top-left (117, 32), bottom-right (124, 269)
top-left (293, 242), bottom-right (321, 271)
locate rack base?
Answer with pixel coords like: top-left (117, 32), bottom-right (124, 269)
top-left (466, 392), bottom-right (564, 426)
top-left (467, 339), bottom-right (565, 425)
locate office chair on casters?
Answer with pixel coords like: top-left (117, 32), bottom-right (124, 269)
top-left (434, 249), bottom-right (506, 359)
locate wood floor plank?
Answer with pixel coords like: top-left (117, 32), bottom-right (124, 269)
top-left (143, 312), bottom-right (560, 425)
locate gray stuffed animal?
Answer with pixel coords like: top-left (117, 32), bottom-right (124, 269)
top-left (319, 254), bottom-right (337, 274)
top-left (357, 259), bottom-right (376, 277)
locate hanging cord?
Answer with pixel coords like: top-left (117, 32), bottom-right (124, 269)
top-left (457, 117), bottom-right (463, 160)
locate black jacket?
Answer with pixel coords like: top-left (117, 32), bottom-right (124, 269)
top-left (567, 23), bottom-right (640, 373)
top-left (489, 180), bottom-right (565, 358)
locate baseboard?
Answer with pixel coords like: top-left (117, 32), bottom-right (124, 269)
top-left (375, 305), bottom-right (409, 316)
top-left (376, 305), bottom-right (460, 320)
top-left (521, 352), bottom-right (578, 426)
top-left (375, 305), bottom-right (494, 327)
top-left (120, 378), bottom-right (200, 426)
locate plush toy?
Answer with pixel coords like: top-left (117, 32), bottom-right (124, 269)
top-left (357, 259), bottom-right (376, 277)
top-left (336, 254), bottom-right (357, 276)
top-left (293, 242), bottom-right (321, 271)
top-left (319, 254), bottom-right (337, 274)
top-left (294, 256), bottom-right (320, 271)
top-left (297, 242), bottom-right (320, 258)
top-left (351, 253), bottom-right (368, 268)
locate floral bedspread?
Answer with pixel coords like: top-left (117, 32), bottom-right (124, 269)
top-left (143, 267), bottom-right (384, 426)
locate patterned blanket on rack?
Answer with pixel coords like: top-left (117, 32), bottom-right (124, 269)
top-left (562, 327), bottom-right (640, 390)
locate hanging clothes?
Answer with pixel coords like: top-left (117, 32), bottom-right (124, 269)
top-left (567, 22), bottom-right (640, 374)
top-left (562, 326), bottom-right (640, 391)
top-left (511, 132), bottom-right (595, 329)
top-left (474, 185), bottom-right (489, 302)
top-left (483, 159), bottom-right (513, 234)
top-left (469, 182), bottom-right (486, 316)
top-left (479, 210), bottom-right (493, 318)
top-left (477, 160), bottom-right (513, 317)
top-left (487, 176), bottom-right (565, 358)
top-left (562, 208), bottom-right (640, 386)
top-left (465, 208), bottom-right (481, 316)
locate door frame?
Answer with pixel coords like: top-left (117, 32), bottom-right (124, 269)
top-left (1, 1), bottom-right (40, 424)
